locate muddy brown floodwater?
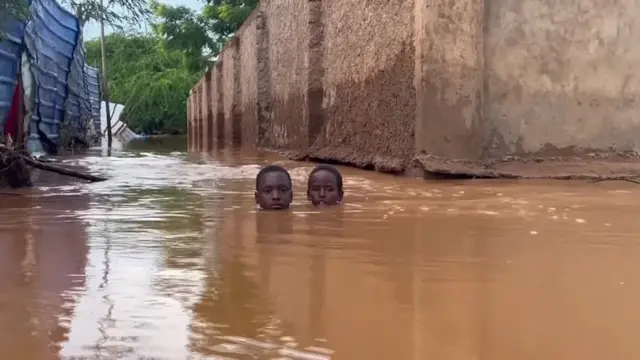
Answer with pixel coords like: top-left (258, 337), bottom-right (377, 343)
top-left (1, 137), bottom-right (640, 359)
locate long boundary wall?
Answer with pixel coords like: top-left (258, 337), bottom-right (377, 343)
top-left (187, 0), bottom-right (640, 178)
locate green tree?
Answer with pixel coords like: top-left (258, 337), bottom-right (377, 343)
top-left (60, 0), bottom-right (150, 28)
top-left (0, 0), bottom-right (28, 40)
top-left (85, 33), bottom-right (202, 135)
top-left (150, 0), bottom-right (258, 71)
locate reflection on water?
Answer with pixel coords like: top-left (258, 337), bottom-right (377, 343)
top-left (1, 139), bottom-right (640, 359)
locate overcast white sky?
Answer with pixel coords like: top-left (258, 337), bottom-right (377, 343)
top-left (82, 0), bottom-right (202, 39)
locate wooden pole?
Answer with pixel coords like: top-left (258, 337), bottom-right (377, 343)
top-left (99, 0), bottom-right (113, 150)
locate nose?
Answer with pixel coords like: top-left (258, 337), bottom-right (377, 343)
top-left (319, 188), bottom-right (326, 197)
top-left (271, 189), bottom-right (281, 200)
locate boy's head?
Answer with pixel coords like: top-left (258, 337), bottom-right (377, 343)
top-left (255, 165), bottom-right (293, 210)
top-left (307, 164), bottom-right (343, 206)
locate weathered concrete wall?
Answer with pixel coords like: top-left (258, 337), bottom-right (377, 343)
top-left (194, 80), bottom-right (202, 152)
top-left (308, 0), bottom-right (415, 171)
top-left (221, 40), bottom-right (240, 147)
top-left (203, 70), bottom-right (213, 152)
top-left (186, 92), bottom-right (192, 151)
top-left (189, 0), bottom-right (640, 174)
top-left (213, 62), bottom-right (224, 147)
top-left (485, 0), bottom-right (640, 157)
top-left (261, 0), bottom-right (309, 149)
top-left (238, 12), bottom-right (259, 148)
top-left (414, 0), bottom-right (486, 160)
top-left (187, 89), bottom-right (193, 151)
top-left (200, 73), bottom-right (209, 152)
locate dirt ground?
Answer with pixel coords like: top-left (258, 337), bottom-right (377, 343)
top-left (409, 153), bottom-right (640, 181)
top-left (289, 150), bottom-right (640, 182)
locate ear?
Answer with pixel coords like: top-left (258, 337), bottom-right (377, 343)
top-left (254, 191), bottom-right (259, 204)
top-left (307, 189), bottom-right (311, 201)
top-left (338, 191), bottom-right (344, 202)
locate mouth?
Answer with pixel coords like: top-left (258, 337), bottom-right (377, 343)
top-left (269, 204), bottom-right (285, 210)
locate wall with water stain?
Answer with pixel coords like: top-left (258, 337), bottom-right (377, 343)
top-left (202, 70), bottom-right (213, 152)
top-left (414, 0), bottom-right (486, 161)
top-left (187, 0), bottom-right (640, 169)
top-left (262, 0), bottom-right (310, 150)
top-left (238, 12), bottom-right (259, 148)
top-left (309, 0), bottom-right (415, 172)
top-left (188, 0), bottom-right (417, 164)
top-left (220, 40), bottom-right (239, 148)
top-left (484, 0), bottom-right (640, 157)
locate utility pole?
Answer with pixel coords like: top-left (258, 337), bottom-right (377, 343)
top-left (99, 0), bottom-right (112, 149)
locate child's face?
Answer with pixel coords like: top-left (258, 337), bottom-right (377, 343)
top-left (255, 171), bottom-right (293, 210)
top-left (307, 170), bottom-right (342, 206)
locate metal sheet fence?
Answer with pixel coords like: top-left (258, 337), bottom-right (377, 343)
top-left (0, 0), bottom-right (101, 153)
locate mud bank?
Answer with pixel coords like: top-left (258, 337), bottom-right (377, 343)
top-left (289, 151), bottom-right (640, 181)
top-left (410, 154), bottom-right (640, 181)
top-left (187, 0), bottom-right (640, 180)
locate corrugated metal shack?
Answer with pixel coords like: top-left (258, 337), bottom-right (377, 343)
top-left (0, 0), bottom-right (101, 155)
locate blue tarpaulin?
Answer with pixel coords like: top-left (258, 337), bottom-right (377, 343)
top-left (0, 15), bottom-right (26, 131)
top-left (0, 0), bottom-right (101, 154)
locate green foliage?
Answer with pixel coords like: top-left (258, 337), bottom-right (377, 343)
top-left (150, 0), bottom-right (258, 69)
top-left (59, 0), bottom-right (150, 28)
top-left (0, 0), bottom-right (28, 40)
top-left (85, 33), bottom-right (203, 135)
top-left (150, 2), bottom-right (212, 72)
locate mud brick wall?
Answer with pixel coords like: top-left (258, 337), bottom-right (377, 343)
top-left (192, 82), bottom-right (198, 151)
top-left (191, 0), bottom-right (640, 165)
top-left (190, 0), bottom-right (418, 164)
top-left (237, 12), bottom-right (259, 148)
top-left (198, 78), bottom-right (206, 152)
top-left (190, 0), bottom-right (425, 165)
top-left (200, 73), bottom-right (209, 152)
top-left (212, 62), bottom-right (224, 147)
top-left (308, 0), bottom-right (415, 172)
top-left (199, 79), bottom-right (205, 152)
top-left (484, 0), bottom-right (640, 157)
top-left (187, 90), bottom-right (193, 151)
top-left (261, 0), bottom-right (310, 149)
top-left (414, 0), bottom-right (485, 160)
top-left (203, 70), bottom-right (213, 152)
top-left (220, 39), bottom-right (241, 147)
top-left (193, 82), bottom-right (201, 151)
top-left (186, 92), bottom-right (192, 151)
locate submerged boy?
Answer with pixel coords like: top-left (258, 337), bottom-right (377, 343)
top-left (255, 165), bottom-right (293, 210)
top-left (307, 164), bottom-right (344, 206)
